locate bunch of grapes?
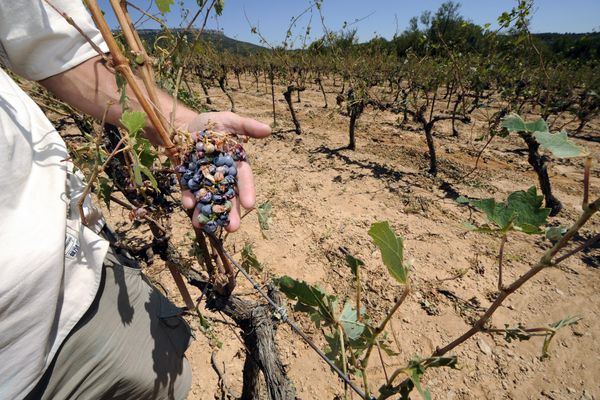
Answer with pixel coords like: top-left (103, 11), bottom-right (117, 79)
top-left (177, 129), bottom-right (247, 234)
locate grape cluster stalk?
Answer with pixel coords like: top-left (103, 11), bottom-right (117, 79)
top-left (177, 129), bottom-right (247, 233)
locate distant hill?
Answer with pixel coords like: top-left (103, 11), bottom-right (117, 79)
top-left (131, 28), bottom-right (598, 61)
top-left (135, 28), bottom-right (266, 56)
top-left (533, 32), bottom-right (600, 60)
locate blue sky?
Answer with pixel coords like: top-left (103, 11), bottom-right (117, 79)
top-left (97, 0), bottom-right (600, 47)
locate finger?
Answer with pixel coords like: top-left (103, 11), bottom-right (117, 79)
top-left (182, 190), bottom-right (196, 210)
top-left (225, 196), bottom-right (241, 232)
top-left (223, 113), bottom-right (271, 139)
top-left (236, 161), bottom-right (256, 209)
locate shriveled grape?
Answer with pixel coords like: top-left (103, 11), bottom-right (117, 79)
top-left (177, 129), bottom-right (247, 233)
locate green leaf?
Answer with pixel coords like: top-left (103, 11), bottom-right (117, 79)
top-left (273, 276), bottom-right (336, 326)
top-left (463, 222), bottom-right (497, 234)
top-left (138, 164), bottom-right (158, 189)
top-left (197, 312), bottom-right (211, 332)
top-left (339, 302), bottom-right (366, 340)
top-left (499, 324), bottom-right (535, 343)
top-left (116, 72), bottom-right (129, 108)
top-left (402, 356), bottom-right (458, 400)
top-left (214, 0), bottom-right (224, 15)
top-left (405, 363), bottom-right (431, 400)
top-left (138, 139), bottom-right (156, 168)
top-left (379, 340), bottom-right (399, 356)
top-left (345, 325), bottom-right (375, 351)
top-left (456, 195), bottom-right (470, 204)
top-left (502, 114), bottom-right (548, 134)
top-left (345, 254), bottom-right (364, 278)
top-left (241, 243), bottom-right (263, 273)
top-left (533, 131), bottom-right (584, 158)
top-left (525, 118), bottom-right (549, 133)
top-left (542, 316), bottom-right (582, 359)
top-left (324, 331), bottom-right (344, 369)
top-left (325, 329), bottom-right (364, 377)
top-left (274, 275), bottom-right (325, 307)
top-left (257, 201), bottom-right (272, 232)
top-left (97, 176), bottom-right (113, 210)
top-left (468, 187), bottom-right (551, 234)
top-left (368, 221), bottom-right (407, 284)
top-left (132, 163), bottom-right (144, 186)
top-left (121, 111), bottom-right (146, 136)
top-left (423, 356), bottom-right (459, 369)
top-left (545, 226), bottom-right (567, 241)
top-left (155, 0), bottom-right (174, 14)
top-left (501, 113), bottom-right (526, 132)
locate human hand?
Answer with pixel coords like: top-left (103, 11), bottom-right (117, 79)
top-left (180, 111), bottom-right (271, 232)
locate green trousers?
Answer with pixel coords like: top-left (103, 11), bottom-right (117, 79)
top-left (26, 248), bottom-right (192, 400)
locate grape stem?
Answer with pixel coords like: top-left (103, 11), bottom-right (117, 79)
top-left (497, 233), bottom-right (507, 290)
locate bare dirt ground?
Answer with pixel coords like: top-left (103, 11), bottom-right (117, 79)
top-left (41, 74), bottom-right (600, 400)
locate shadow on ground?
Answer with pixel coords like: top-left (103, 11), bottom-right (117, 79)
top-left (312, 145), bottom-right (420, 188)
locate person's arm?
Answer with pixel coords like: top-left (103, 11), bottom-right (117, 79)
top-left (40, 55), bottom-right (197, 145)
top-left (40, 55), bottom-right (271, 231)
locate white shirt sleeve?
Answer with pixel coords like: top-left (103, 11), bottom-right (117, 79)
top-left (0, 0), bottom-right (109, 81)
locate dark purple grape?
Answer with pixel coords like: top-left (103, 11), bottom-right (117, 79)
top-left (212, 194), bottom-right (224, 204)
top-left (188, 179), bottom-right (200, 191)
top-left (224, 188), bottom-right (236, 199)
top-left (200, 204), bottom-right (213, 216)
top-left (214, 155), bottom-right (227, 166)
top-left (223, 155), bottom-right (234, 167)
top-left (227, 166), bottom-right (237, 177)
top-left (203, 221), bottom-right (218, 233)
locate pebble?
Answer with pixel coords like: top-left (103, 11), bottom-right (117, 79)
top-left (580, 390), bottom-right (593, 400)
top-left (478, 338), bottom-right (493, 356)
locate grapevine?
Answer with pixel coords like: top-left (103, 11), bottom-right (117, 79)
top-left (23, 0), bottom-right (600, 399)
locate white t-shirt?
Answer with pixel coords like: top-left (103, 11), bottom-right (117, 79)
top-left (0, 1), bottom-right (110, 399)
